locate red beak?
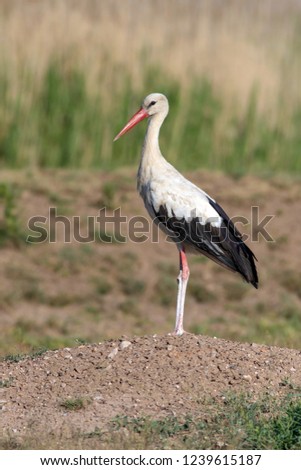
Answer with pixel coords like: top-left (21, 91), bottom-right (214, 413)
top-left (113, 107), bottom-right (149, 142)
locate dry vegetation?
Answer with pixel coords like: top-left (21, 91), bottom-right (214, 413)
top-left (0, 1), bottom-right (301, 172)
top-left (1, 0), bottom-right (300, 109)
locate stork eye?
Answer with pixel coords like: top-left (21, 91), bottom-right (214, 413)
top-left (148, 100), bottom-right (157, 108)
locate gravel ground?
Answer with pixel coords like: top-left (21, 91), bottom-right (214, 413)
top-left (1, 334), bottom-right (301, 443)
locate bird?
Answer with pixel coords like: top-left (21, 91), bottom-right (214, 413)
top-left (114, 93), bottom-right (258, 335)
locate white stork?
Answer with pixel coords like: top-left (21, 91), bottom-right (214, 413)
top-left (114, 93), bottom-right (258, 335)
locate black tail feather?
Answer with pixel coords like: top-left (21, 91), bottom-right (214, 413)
top-left (207, 198), bottom-right (258, 288)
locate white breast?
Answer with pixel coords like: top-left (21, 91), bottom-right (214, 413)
top-left (138, 161), bottom-right (222, 228)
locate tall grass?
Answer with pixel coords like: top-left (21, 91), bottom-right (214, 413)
top-left (0, 0), bottom-right (301, 174)
top-left (1, 61), bottom-right (301, 174)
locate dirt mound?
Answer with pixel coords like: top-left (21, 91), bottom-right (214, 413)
top-left (1, 334), bottom-right (301, 445)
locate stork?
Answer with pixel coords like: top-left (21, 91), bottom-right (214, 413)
top-left (114, 93), bottom-right (258, 335)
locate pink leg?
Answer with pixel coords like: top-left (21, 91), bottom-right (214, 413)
top-left (173, 246), bottom-right (190, 335)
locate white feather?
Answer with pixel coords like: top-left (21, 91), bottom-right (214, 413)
top-left (139, 160), bottom-right (222, 228)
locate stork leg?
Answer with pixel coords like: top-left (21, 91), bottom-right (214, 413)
top-left (174, 246), bottom-right (190, 335)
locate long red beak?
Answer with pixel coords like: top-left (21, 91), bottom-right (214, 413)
top-left (113, 107), bottom-right (149, 142)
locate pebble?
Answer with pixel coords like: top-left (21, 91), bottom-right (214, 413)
top-left (108, 347), bottom-right (118, 359)
top-left (94, 395), bottom-right (104, 402)
top-left (64, 354), bottom-right (73, 360)
top-left (120, 341), bottom-right (132, 350)
top-left (0, 400), bottom-right (7, 410)
top-left (242, 374), bottom-right (252, 382)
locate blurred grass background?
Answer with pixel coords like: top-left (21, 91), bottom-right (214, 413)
top-left (0, 0), bottom-right (301, 174)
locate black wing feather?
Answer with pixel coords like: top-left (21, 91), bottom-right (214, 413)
top-left (154, 199), bottom-right (258, 288)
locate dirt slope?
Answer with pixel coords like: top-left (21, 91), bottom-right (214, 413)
top-left (1, 334), bottom-right (301, 444)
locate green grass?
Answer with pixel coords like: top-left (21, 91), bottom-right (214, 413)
top-left (3, 353), bottom-right (25, 363)
top-left (189, 297), bottom-right (301, 350)
top-left (60, 397), bottom-right (89, 411)
top-left (94, 276), bottom-right (112, 296)
top-left (103, 394), bottom-right (301, 450)
top-left (0, 378), bottom-right (13, 388)
top-left (119, 276), bottom-right (146, 296)
top-left (53, 245), bottom-right (94, 274)
top-left (3, 348), bottom-right (49, 363)
top-left (118, 299), bottom-right (139, 317)
top-left (3, 392), bottom-right (301, 449)
top-left (189, 282), bottom-right (217, 303)
top-left (96, 230), bottom-right (125, 244)
top-left (252, 301), bottom-right (301, 348)
top-left (100, 181), bottom-right (118, 210)
top-left (0, 182), bottom-right (24, 246)
top-left (154, 275), bottom-right (177, 307)
top-left (224, 281), bottom-right (249, 301)
top-left (1, 60), bottom-right (301, 175)
top-left (0, 330), bottom-right (78, 358)
top-left (279, 271), bottom-right (301, 299)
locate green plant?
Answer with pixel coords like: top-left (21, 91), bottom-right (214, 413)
top-left (224, 281), bottom-right (249, 301)
top-left (0, 378), bottom-right (13, 388)
top-left (100, 181), bottom-right (118, 209)
top-left (119, 276), bottom-right (145, 296)
top-left (0, 56), bottom-right (301, 174)
top-left (96, 230), bottom-right (125, 244)
top-left (107, 395), bottom-right (301, 449)
top-left (154, 276), bottom-right (176, 307)
top-left (189, 282), bottom-right (217, 303)
top-left (37, 61), bottom-right (102, 168)
top-left (111, 415), bottom-right (193, 438)
top-left (94, 277), bottom-right (112, 295)
top-left (60, 397), bottom-right (89, 411)
top-left (279, 271), bottom-right (301, 298)
top-left (118, 299), bottom-right (139, 316)
top-left (0, 183), bottom-right (23, 246)
top-left (3, 353), bottom-right (25, 363)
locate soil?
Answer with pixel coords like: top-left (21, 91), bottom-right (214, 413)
top-left (1, 334), bottom-right (301, 443)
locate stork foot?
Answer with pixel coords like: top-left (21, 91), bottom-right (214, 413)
top-left (169, 328), bottom-right (187, 336)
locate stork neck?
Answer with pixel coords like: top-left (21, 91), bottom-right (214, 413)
top-left (137, 110), bottom-right (168, 192)
top-left (142, 113), bottom-right (165, 162)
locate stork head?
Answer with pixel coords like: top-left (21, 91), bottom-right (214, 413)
top-left (113, 93), bottom-right (169, 141)
top-left (142, 93), bottom-right (169, 117)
